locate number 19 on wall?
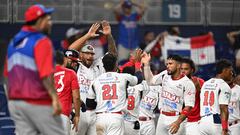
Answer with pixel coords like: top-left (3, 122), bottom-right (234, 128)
top-left (168, 4), bottom-right (181, 18)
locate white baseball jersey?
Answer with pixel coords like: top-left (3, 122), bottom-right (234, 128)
top-left (139, 85), bottom-right (161, 118)
top-left (77, 58), bottom-right (105, 103)
top-left (124, 81), bottom-right (148, 121)
top-left (87, 72), bottom-right (138, 113)
top-left (200, 78), bottom-right (231, 117)
top-left (228, 84), bottom-right (240, 122)
top-left (151, 70), bottom-right (196, 112)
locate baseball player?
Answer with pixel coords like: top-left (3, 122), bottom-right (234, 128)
top-left (141, 53), bottom-right (196, 135)
top-left (64, 49), bottom-right (81, 72)
top-left (180, 58), bottom-right (204, 135)
top-left (6, 4), bottom-right (65, 135)
top-left (227, 75), bottom-right (240, 135)
top-left (54, 51), bottom-right (81, 135)
top-left (199, 59), bottom-right (233, 135)
top-left (118, 65), bottom-right (143, 135)
top-left (118, 49), bottom-right (144, 135)
top-left (139, 84), bottom-right (161, 135)
top-left (86, 53), bottom-right (139, 135)
top-left (68, 20), bottom-right (117, 135)
top-left (124, 81), bottom-right (143, 135)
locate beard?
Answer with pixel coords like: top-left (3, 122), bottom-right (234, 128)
top-left (167, 69), bottom-right (176, 75)
top-left (167, 70), bottom-right (173, 75)
top-left (82, 59), bottom-right (93, 68)
top-left (66, 62), bottom-right (78, 72)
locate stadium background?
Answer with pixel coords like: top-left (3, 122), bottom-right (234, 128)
top-left (0, 0), bottom-right (239, 80)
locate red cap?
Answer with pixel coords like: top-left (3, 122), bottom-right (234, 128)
top-left (25, 4), bottom-right (54, 22)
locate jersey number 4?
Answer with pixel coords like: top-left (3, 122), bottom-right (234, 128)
top-left (102, 84), bottom-right (118, 100)
top-left (203, 91), bottom-right (215, 106)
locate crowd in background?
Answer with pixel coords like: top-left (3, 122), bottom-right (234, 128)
top-left (0, 1), bottom-right (240, 135)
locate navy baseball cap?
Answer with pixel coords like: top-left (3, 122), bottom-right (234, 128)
top-left (122, 1), bottom-right (132, 8)
top-left (25, 4), bottom-right (54, 22)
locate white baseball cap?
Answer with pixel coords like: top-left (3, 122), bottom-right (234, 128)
top-left (66, 27), bottom-right (80, 38)
top-left (81, 44), bottom-right (95, 54)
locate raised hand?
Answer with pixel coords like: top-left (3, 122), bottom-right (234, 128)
top-left (86, 23), bottom-right (100, 38)
top-left (141, 52), bottom-right (151, 65)
top-left (133, 48), bottom-right (143, 63)
top-left (101, 20), bottom-right (111, 35)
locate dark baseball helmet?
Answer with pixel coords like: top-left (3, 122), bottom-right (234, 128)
top-left (64, 49), bottom-right (80, 61)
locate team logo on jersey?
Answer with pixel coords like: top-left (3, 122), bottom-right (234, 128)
top-left (204, 107), bottom-right (212, 115)
top-left (187, 91), bottom-right (194, 96)
top-left (142, 96), bottom-right (157, 105)
top-left (210, 79), bottom-right (215, 83)
top-left (163, 99), bottom-right (177, 110)
top-left (224, 92), bottom-right (231, 99)
top-left (78, 75), bottom-right (91, 86)
top-left (228, 107), bottom-right (234, 114)
top-left (161, 91), bottom-right (180, 103)
top-left (122, 20), bottom-right (137, 28)
top-left (141, 97), bottom-right (157, 111)
top-left (106, 100), bottom-right (115, 111)
top-left (176, 84), bottom-right (183, 90)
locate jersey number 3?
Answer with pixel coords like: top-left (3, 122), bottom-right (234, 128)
top-left (102, 84), bottom-right (118, 100)
top-left (55, 74), bottom-right (65, 93)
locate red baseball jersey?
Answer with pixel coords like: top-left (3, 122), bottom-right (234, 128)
top-left (54, 65), bottom-right (79, 116)
top-left (187, 76), bottom-right (204, 122)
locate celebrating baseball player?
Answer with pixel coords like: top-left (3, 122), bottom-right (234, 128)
top-left (141, 53), bottom-right (196, 135)
top-left (86, 53), bottom-right (140, 135)
top-left (139, 84), bottom-right (161, 135)
top-left (121, 49), bottom-right (144, 135)
top-left (68, 20), bottom-right (117, 135)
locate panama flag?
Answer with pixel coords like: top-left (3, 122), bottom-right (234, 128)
top-left (162, 33), bottom-right (215, 65)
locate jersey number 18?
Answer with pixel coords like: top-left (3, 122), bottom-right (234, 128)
top-left (203, 91), bottom-right (215, 106)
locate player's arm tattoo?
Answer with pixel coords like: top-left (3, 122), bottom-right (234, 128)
top-left (107, 34), bottom-right (117, 57)
top-left (68, 34), bottom-right (90, 52)
top-left (42, 74), bottom-right (58, 99)
top-left (69, 23), bottom-right (100, 51)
